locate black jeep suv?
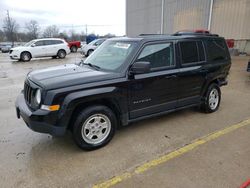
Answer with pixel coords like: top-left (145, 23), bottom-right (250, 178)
top-left (16, 32), bottom-right (231, 150)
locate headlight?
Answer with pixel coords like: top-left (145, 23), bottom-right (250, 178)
top-left (35, 89), bottom-right (41, 105)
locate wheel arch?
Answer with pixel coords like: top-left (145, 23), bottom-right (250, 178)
top-left (57, 87), bottom-right (127, 131)
top-left (21, 51), bottom-right (32, 58)
top-left (67, 98), bottom-right (122, 131)
top-left (201, 78), bottom-right (224, 97)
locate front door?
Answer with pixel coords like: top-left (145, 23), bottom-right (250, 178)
top-left (31, 40), bottom-right (47, 57)
top-left (128, 42), bottom-right (179, 119)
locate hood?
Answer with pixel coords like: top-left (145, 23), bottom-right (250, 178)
top-left (11, 46), bottom-right (29, 50)
top-left (28, 64), bottom-right (120, 90)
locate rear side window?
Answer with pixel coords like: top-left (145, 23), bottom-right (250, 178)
top-left (44, 40), bottom-right (53, 45)
top-left (206, 39), bottom-right (228, 61)
top-left (180, 41), bottom-right (205, 64)
top-left (197, 41), bottom-right (205, 61)
top-left (180, 41), bottom-right (198, 64)
top-left (53, 40), bottom-right (63, 44)
top-left (136, 42), bottom-right (174, 70)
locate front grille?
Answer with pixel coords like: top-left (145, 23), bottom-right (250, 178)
top-left (24, 82), bottom-right (35, 106)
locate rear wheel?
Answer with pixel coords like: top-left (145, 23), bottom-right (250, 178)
top-left (201, 83), bottom-right (221, 113)
top-left (21, 52), bottom-right (31, 62)
top-left (73, 105), bottom-right (117, 150)
top-left (70, 46), bottom-right (77, 53)
top-left (57, 50), bottom-right (66, 59)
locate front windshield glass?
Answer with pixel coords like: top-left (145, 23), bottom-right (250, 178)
top-left (83, 40), bottom-right (136, 71)
top-left (24, 40), bottom-right (35, 47)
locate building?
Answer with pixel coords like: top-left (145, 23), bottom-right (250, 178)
top-left (126, 0), bottom-right (250, 40)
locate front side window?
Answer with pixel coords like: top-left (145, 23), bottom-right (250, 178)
top-left (95, 39), bottom-right (105, 46)
top-left (136, 43), bottom-right (174, 69)
top-left (83, 41), bottom-right (136, 71)
top-left (34, 41), bottom-right (44, 46)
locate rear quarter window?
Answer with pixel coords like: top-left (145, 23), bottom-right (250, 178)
top-left (206, 39), bottom-right (228, 61)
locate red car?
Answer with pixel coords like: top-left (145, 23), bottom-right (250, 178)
top-left (67, 41), bottom-right (81, 53)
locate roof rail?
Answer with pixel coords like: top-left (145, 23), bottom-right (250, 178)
top-left (139, 34), bottom-right (166, 36)
top-left (172, 29), bottom-right (219, 37)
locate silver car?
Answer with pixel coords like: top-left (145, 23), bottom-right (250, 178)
top-left (1, 44), bottom-right (12, 53)
top-left (81, 39), bottom-right (106, 57)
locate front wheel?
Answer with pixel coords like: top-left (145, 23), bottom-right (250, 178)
top-left (201, 83), bottom-right (221, 113)
top-left (86, 49), bottom-right (93, 57)
top-left (73, 105), bottom-right (117, 150)
top-left (21, 52), bottom-right (31, 62)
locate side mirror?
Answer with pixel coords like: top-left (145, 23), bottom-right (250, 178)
top-left (31, 44), bottom-right (35, 47)
top-left (129, 61), bottom-right (151, 75)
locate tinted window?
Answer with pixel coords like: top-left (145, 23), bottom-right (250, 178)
top-left (53, 40), bottom-right (63, 44)
top-left (136, 43), bottom-right (174, 69)
top-left (197, 41), bottom-right (205, 61)
top-left (180, 41), bottom-right (198, 64)
top-left (43, 40), bottom-right (53, 45)
top-left (34, 41), bottom-right (44, 46)
top-left (206, 39), bottom-right (228, 61)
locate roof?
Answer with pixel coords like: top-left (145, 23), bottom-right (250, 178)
top-left (109, 33), bottom-right (222, 43)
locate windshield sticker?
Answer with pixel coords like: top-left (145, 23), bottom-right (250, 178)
top-left (114, 43), bottom-right (131, 49)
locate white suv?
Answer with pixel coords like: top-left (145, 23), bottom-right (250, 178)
top-left (9, 38), bottom-right (70, 62)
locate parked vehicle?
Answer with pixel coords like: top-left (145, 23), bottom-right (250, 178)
top-left (1, 44), bottom-right (12, 53)
top-left (67, 41), bottom-right (81, 53)
top-left (9, 38), bottom-right (70, 62)
top-left (16, 32), bottom-right (231, 150)
top-left (247, 60), bottom-right (250, 72)
top-left (81, 38), bottom-right (106, 57)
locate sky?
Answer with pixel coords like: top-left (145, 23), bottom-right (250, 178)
top-left (0, 0), bottom-right (125, 36)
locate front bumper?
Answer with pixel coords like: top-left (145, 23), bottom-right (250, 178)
top-left (9, 51), bottom-right (20, 60)
top-left (15, 93), bottom-right (66, 136)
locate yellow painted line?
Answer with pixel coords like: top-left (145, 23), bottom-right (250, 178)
top-left (93, 118), bottom-right (250, 188)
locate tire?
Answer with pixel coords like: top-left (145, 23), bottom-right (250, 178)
top-left (70, 46), bottom-right (77, 53)
top-left (201, 83), bottom-right (221, 113)
top-left (21, 52), bottom-right (31, 62)
top-left (57, 50), bottom-right (66, 59)
top-left (73, 105), bottom-right (117, 150)
top-left (86, 49), bottom-right (94, 57)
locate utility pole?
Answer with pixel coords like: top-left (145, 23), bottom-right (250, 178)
top-left (160, 0), bottom-right (165, 34)
top-left (208, 0), bottom-right (214, 31)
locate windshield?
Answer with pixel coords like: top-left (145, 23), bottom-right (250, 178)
top-left (24, 40), bottom-right (36, 47)
top-left (83, 40), bottom-right (136, 71)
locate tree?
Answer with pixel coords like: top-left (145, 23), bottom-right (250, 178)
top-left (25, 20), bottom-right (40, 40)
top-left (3, 11), bottom-right (19, 45)
top-left (0, 29), bottom-right (5, 42)
top-left (43, 25), bottom-right (59, 38)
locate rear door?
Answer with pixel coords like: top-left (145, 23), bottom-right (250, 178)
top-left (44, 40), bottom-right (58, 56)
top-left (128, 41), bottom-right (179, 119)
top-left (177, 40), bottom-right (207, 107)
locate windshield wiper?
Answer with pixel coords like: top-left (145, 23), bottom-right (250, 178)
top-left (82, 62), bottom-right (101, 70)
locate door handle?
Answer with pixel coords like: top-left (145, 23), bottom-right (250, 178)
top-left (165, 75), bottom-right (177, 79)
